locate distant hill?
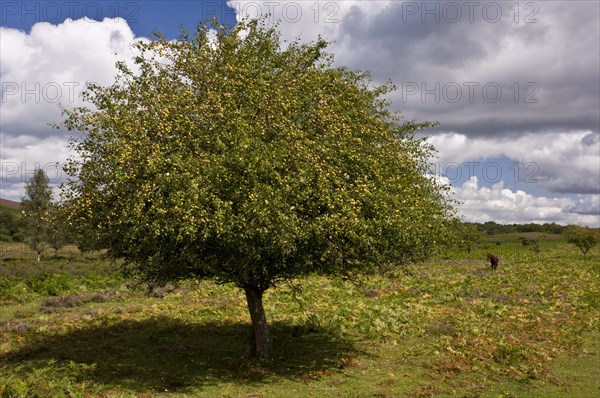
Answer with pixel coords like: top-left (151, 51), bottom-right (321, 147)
top-left (0, 198), bottom-right (20, 209)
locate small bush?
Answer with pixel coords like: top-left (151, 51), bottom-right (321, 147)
top-left (39, 291), bottom-right (114, 313)
top-left (26, 273), bottom-right (73, 296)
top-left (0, 278), bottom-right (32, 303)
top-left (80, 273), bottom-right (122, 291)
top-left (40, 295), bottom-right (84, 313)
top-left (150, 283), bottom-right (176, 298)
top-left (493, 342), bottom-right (529, 365)
top-left (88, 292), bottom-right (110, 303)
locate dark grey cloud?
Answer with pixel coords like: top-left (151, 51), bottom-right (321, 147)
top-left (338, 2), bottom-right (492, 70)
top-left (332, 1), bottom-right (600, 138)
top-left (582, 132), bottom-right (600, 147)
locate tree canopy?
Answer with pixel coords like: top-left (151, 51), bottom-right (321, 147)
top-left (61, 19), bottom-right (454, 358)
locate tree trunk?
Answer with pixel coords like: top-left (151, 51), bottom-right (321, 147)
top-left (244, 285), bottom-right (272, 360)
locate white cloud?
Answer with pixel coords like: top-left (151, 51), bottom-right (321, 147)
top-left (1, 18), bottom-right (149, 201)
top-left (226, 1), bottom-right (387, 42)
top-left (454, 177), bottom-right (599, 226)
top-left (571, 194), bottom-right (600, 216)
top-left (0, 18), bottom-right (147, 138)
top-left (427, 131), bottom-right (600, 194)
top-left (0, 135), bottom-right (68, 180)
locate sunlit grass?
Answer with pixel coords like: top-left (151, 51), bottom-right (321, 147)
top-left (1, 237), bottom-right (598, 397)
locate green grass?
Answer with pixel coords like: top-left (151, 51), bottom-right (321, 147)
top-left (1, 236), bottom-right (598, 397)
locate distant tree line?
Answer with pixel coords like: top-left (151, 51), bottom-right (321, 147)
top-left (454, 221), bottom-right (598, 258)
top-left (470, 221), bottom-right (566, 235)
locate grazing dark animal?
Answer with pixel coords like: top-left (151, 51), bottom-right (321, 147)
top-left (487, 253), bottom-right (500, 271)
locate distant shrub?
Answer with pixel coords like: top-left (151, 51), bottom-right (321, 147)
top-left (88, 292), bottom-right (110, 302)
top-left (81, 273), bottom-right (122, 290)
top-left (564, 225), bottom-right (599, 257)
top-left (493, 342), bottom-right (529, 365)
top-left (40, 295), bottom-right (84, 313)
top-left (26, 273), bottom-right (73, 296)
top-left (39, 291), bottom-right (114, 313)
top-left (0, 277), bottom-right (32, 302)
top-left (150, 283), bottom-right (176, 298)
top-left (363, 288), bottom-right (380, 298)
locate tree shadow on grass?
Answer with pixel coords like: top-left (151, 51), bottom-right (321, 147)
top-left (3, 317), bottom-right (364, 393)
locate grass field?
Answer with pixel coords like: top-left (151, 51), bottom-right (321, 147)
top-left (1, 234), bottom-right (598, 397)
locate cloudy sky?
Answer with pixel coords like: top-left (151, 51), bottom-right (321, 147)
top-left (1, 1), bottom-right (599, 226)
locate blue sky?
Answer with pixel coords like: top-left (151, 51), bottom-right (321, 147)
top-left (1, 1), bottom-right (237, 38)
top-left (1, 1), bottom-right (599, 226)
